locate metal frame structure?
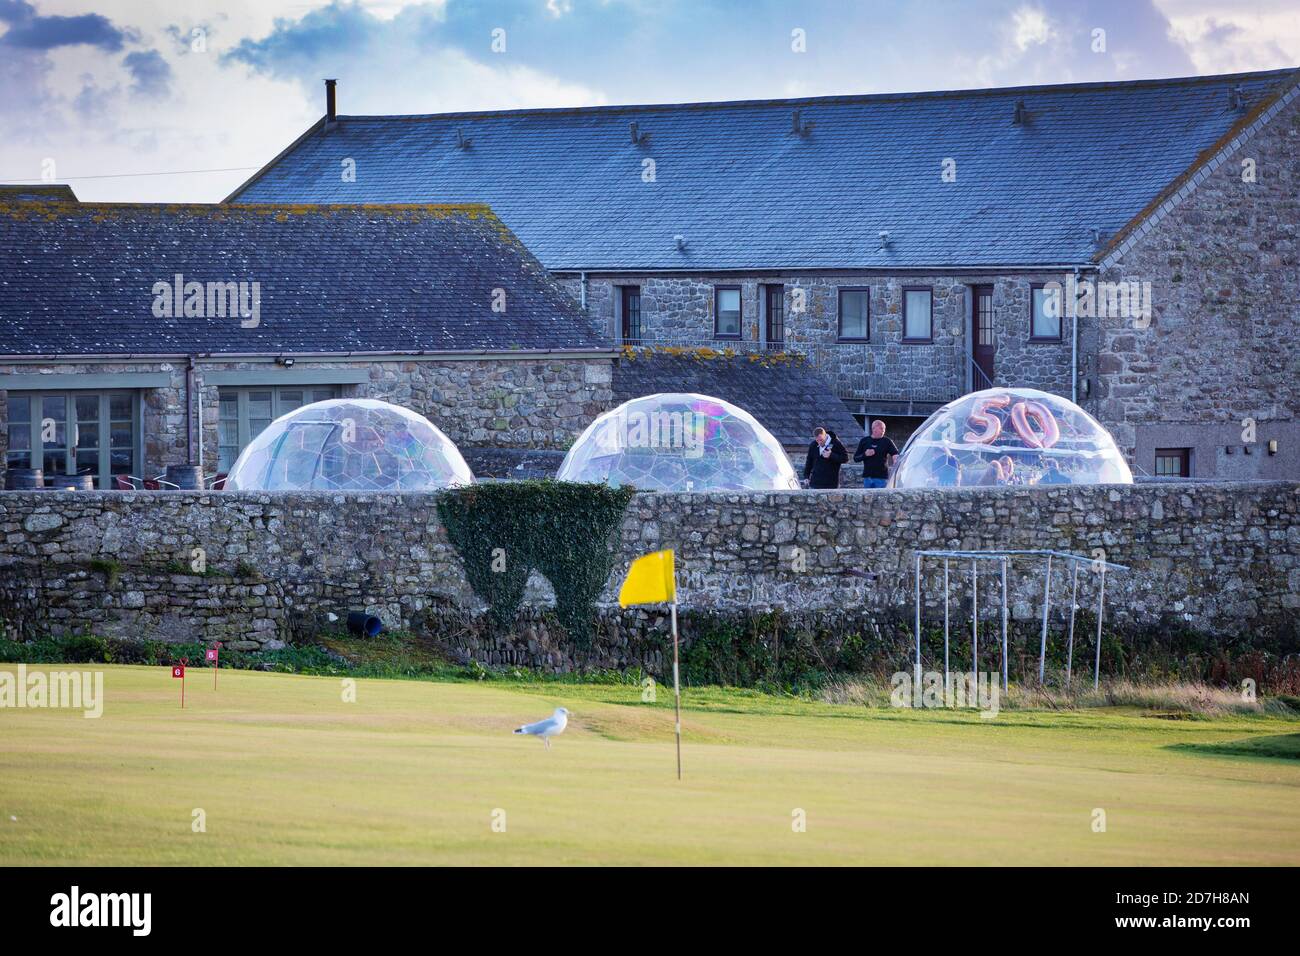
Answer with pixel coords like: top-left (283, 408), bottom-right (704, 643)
top-left (912, 549), bottom-right (1129, 691)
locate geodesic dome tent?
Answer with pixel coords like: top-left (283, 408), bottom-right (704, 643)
top-left (557, 392), bottom-right (800, 491)
top-left (224, 398), bottom-right (473, 491)
top-left (890, 387), bottom-right (1132, 489)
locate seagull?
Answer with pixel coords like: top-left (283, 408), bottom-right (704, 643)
top-left (513, 707), bottom-right (569, 749)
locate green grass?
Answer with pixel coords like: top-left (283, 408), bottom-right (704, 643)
top-left (2, 664), bottom-right (1299, 865)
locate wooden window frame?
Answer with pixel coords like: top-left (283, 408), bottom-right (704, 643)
top-left (713, 285), bottom-right (743, 340)
top-left (3, 389), bottom-right (140, 490)
top-left (1154, 447), bottom-right (1191, 478)
top-left (902, 286), bottom-right (934, 343)
top-left (619, 285), bottom-right (642, 343)
top-left (1030, 282), bottom-right (1064, 342)
top-left (837, 287), bottom-right (871, 342)
top-left (217, 385), bottom-right (340, 473)
top-left (763, 283), bottom-right (785, 347)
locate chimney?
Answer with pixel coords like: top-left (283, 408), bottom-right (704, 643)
top-left (325, 78), bottom-right (337, 121)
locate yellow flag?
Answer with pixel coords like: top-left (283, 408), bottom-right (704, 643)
top-left (618, 549), bottom-right (676, 607)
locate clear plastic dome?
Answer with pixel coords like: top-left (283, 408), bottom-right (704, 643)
top-left (890, 388), bottom-right (1132, 489)
top-left (224, 398), bottom-right (473, 491)
top-left (557, 392), bottom-right (800, 491)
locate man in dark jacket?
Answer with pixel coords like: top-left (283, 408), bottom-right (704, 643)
top-left (804, 427), bottom-right (848, 489)
top-left (853, 419), bottom-right (899, 489)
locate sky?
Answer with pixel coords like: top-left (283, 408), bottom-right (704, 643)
top-left (1, 0), bottom-right (1296, 201)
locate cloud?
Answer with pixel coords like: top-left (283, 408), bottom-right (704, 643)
top-left (220, 0), bottom-right (606, 114)
top-left (1011, 5), bottom-right (1056, 50)
top-left (1155, 0), bottom-right (1298, 73)
top-left (0, 2), bottom-right (188, 159)
top-left (72, 74), bottom-right (112, 117)
top-left (952, 0), bottom-right (1200, 88)
top-left (123, 48), bottom-right (172, 97)
top-left (0, 0), bottom-right (136, 52)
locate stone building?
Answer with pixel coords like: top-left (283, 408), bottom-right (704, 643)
top-left (228, 67), bottom-right (1300, 479)
top-left (0, 198), bottom-right (615, 489)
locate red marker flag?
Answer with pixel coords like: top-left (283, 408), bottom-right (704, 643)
top-left (172, 661), bottom-right (186, 708)
top-left (206, 643), bottom-right (221, 689)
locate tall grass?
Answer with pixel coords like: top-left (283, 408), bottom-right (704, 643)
top-left (819, 674), bottom-right (1299, 716)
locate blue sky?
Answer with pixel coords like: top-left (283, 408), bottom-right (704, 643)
top-left (1, 0), bottom-right (1296, 200)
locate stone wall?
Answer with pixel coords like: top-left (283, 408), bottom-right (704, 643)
top-left (0, 355), bottom-right (614, 485)
top-left (559, 272), bottom-right (1084, 404)
top-left (1096, 86), bottom-right (1300, 479)
top-left (1, 481), bottom-right (1296, 669)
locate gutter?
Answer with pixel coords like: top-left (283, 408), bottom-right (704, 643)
top-left (552, 263), bottom-right (1101, 278)
top-left (0, 348), bottom-right (620, 363)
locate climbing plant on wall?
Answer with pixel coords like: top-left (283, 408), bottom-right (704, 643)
top-left (436, 480), bottom-right (636, 644)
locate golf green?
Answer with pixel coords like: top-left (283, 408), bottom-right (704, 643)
top-left (2, 664), bottom-right (1298, 865)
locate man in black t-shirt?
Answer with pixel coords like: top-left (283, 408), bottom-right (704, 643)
top-left (853, 420), bottom-right (899, 489)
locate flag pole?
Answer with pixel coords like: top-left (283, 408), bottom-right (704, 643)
top-left (671, 594), bottom-right (682, 781)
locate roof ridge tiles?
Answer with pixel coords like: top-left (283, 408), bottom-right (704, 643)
top-left (331, 67), bottom-right (1298, 123)
top-left (0, 200), bottom-right (498, 217)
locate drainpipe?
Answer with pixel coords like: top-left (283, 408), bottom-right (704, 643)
top-left (186, 355), bottom-right (203, 470)
top-left (196, 370), bottom-right (204, 472)
top-left (579, 271), bottom-right (588, 311)
top-left (185, 356), bottom-right (195, 465)
top-left (1070, 267), bottom-right (1079, 405)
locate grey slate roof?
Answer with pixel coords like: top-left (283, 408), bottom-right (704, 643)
top-left (229, 69), bottom-right (1298, 271)
top-left (0, 201), bottom-right (609, 356)
top-left (612, 350), bottom-right (861, 447)
top-left (0, 185), bottom-right (77, 203)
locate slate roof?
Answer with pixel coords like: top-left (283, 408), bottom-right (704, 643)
top-left (612, 350), bottom-right (861, 447)
top-left (0, 185), bottom-right (77, 202)
top-left (0, 201), bottom-right (610, 356)
top-left (229, 69), bottom-right (1298, 271)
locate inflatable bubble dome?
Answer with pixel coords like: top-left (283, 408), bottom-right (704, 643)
top-left (557, 393), bottom-right (800, 491)
top-left (224, 398), bottom-right (473, 491)
top-left (889, 387), bottom-right (1132, 489)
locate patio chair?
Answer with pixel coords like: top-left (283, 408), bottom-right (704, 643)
top-left (114, 474), bottom-right (180, 491)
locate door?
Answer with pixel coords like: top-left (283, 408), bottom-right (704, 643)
top-left (620, 286), bottom-right (642, 343)
top-left (3, 391), bottom-right (138, 489)
top-left (971, 285), bottom-right (995, 388)
top-left (765, 284), bottom-right (785, 347)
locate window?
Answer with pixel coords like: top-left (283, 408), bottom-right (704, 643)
top-left (1031, 283), bottom-right (1063, 340)
top-left (838, 288), bottom-right (869, 340)
top-left (714, 286), bottom-right (742, 338)
top-left (975, 288), bottom-right (995, 346)
top-left (903, 287), bottom-right (933, 342)
top-left (4, 390), bottom-right (137, 489)
top-left (217, 386), bottom-right (339, 472)
top-left (764, 284), bottom-right (785, 346)
top-left (620, 286), bottom-right (642, 342)
top-left (1154, 447), bottom-right (1191, 478)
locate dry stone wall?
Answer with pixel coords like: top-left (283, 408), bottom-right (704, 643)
top-left (0, 481), bottom-right (1296, 669)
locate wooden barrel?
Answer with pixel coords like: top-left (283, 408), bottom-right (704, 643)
top-left (164, 464), bottom-right (204, 489)
top-left (44, 473), bottom-right (95, 491)
top-left (4, 468), bottom-right (43, 490)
